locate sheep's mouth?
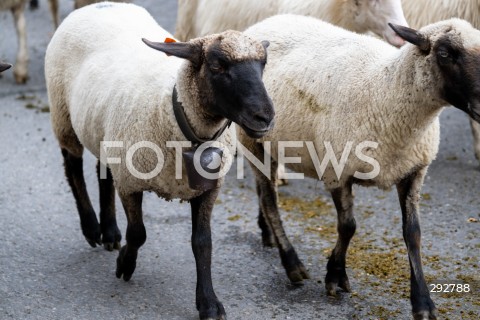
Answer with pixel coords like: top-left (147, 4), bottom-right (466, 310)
top-left (241, 125), bottom-right (272, 138)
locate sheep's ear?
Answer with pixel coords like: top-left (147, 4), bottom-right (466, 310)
top-left (261, 40), bottom-right (270, 49)
top-left (142, 38), bottom-right (202, 66)
top-left (388, 23), bottom-right (430, 52)
top-left (0, 62), bottom-right (12, 73)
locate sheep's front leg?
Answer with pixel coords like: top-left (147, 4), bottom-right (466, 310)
top-left (116, 192), bottom-right (146, 282)
top-left (469, 118), bottom-right (480, 162)
top-left (62, 148), bottom-right (101, 247)
top-left (325, 182), bottom-right (355, 296)
top-left (249, 142), bottom-right (309, 283)
top-left (256, 179), bottom-right (276, 247)
top-left (190, 188), bottom-right (226, 320)
top-left (396, 168), bottom-right (438, 320)
top-left (96, 162), bottom-right (121, 251)
top-left (11, 2), bottom-right (29, 84)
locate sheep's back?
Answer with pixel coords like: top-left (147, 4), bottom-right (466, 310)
top-left (244, 15), bottom-right (440, 189)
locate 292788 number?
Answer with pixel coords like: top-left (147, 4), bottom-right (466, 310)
top-left (429, 283), bottom-right (470, 293)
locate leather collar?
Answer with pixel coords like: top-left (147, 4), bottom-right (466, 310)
top-left (172, 85), bottom-right (232, 146)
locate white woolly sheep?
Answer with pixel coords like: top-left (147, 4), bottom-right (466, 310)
top-left (175, 0), bottom-right (408, 47)
top-left (1, 0), bottom-right (57, 83)
top-left (45, 3), bottom-right (274, 320)
top-left (402, 0), bottom-right (480, 164)
top-left (238, 15), bottom-right (480, 320)
top-left (1, 0), bottom-right (29, 83)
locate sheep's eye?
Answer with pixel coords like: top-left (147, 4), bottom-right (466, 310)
top-left (210, 63), bottom-right (225, 73)
top-left (438, 50), bottom-right (449, 58)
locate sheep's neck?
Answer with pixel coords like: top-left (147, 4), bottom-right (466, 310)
top-left (367, 48), bottom-right (445, 147)
top-left (175, 66), bottom-right (229, 141)
top-left (172, 86), bottom-right (231, 145)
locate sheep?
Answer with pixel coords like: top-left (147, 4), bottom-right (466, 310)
top-left (45, 2), bottom-right (274, 319)
top-left (1, 0), bottom-right (29, 83)
top-left (175, 0), bottom-right (408, 47)
top-left (238, 14), bottom-right (480, 319)
top-left (401, 0), bottom-right (480, 165)
top-left (1, 0), bottom-right (58, 83)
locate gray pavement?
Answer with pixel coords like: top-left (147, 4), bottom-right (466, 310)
top-left (0, 1), bottom-right (478, 319)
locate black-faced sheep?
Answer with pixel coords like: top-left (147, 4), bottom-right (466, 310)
top-left (45, 3), bottom-right (274, 320)
top-left (239, 15), bottom-right (480, 319)
top-left (402, 0), bottom-right (480, 164)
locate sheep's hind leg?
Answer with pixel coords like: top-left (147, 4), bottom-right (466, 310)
top-left (396, 168), bottom-right (437, 320)
top-left (190, 188), bottom-right (226, 320)
top-left (250, 143), bottom-right (309, 284)
top-left (325, 183), bottom-right (355, 296)
top-left (116, 192), bottom-right (146, 282)
top-left (96, 162), bottom-right (121, 251)
top-left (62, 148), bottom-right (101, 247)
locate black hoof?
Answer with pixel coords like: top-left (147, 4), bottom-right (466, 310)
top-left (287, 262), bottom-right (310, 284)
top-left (101, 222), bottom-right (122, 251)
top-left (325, 268), bottom-right (351, 296)
top-left (83, 228), bottom-right (101, 248)
top-left (80, 213), bottom-right (101, 248)
top-left (198, 299), bottom-right (226, 320)
top-left (116, 246), bottom-right (137, 281)
top-left (280, 248), bottom-right (310, 284)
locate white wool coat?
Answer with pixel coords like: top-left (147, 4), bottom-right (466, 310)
top-left (175, 0), bottom-right (407, 45)
top-left (46, 3), bottom-right (237, 200)
top-left (403, 0), bottom-right (480, 29)
top-left (239, 15), bottom-right (469, 190)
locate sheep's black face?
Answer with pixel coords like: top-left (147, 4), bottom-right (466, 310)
top-left (389, 22), bottom-right (480, 122)
top-left (142, 32), bottom-right (275, 137)
top-left (434, 36), bottom-right (480, 123)
top-left (204, 41), bottom-right (275, 138)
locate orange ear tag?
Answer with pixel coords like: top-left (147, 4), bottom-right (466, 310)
top-left (164, 37), bottom-right (177, 56)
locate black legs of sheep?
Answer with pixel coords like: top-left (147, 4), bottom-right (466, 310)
top-left (190, 188), bottom-right (226, 319)
top-left (396, 168), bottom-right (437, 319)
top-left (116, 192), bottom-right (146, 282)
top-left (114, 188), bottom-right (225, 319)
top-left (62, 148), bottom-right (102, 247)
top-left (252, 157), bottom-right (437, 317)
top-left (248, 142), bottom-right (310, 283)
top-left (96, 161), bottom-right (121, 250)
top-left (61, 149), bottom-right (121, 250)
top-left (325, 183), bottom-right (356, 296)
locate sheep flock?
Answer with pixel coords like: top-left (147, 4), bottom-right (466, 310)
top-left (0, 1), bottom-right (479, 320)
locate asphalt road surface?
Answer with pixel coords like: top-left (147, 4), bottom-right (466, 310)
top-left (0, 1), bottom-right (478, 319)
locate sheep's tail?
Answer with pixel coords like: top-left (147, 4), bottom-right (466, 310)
top-left (174, 0), bottom-right (199, 41)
